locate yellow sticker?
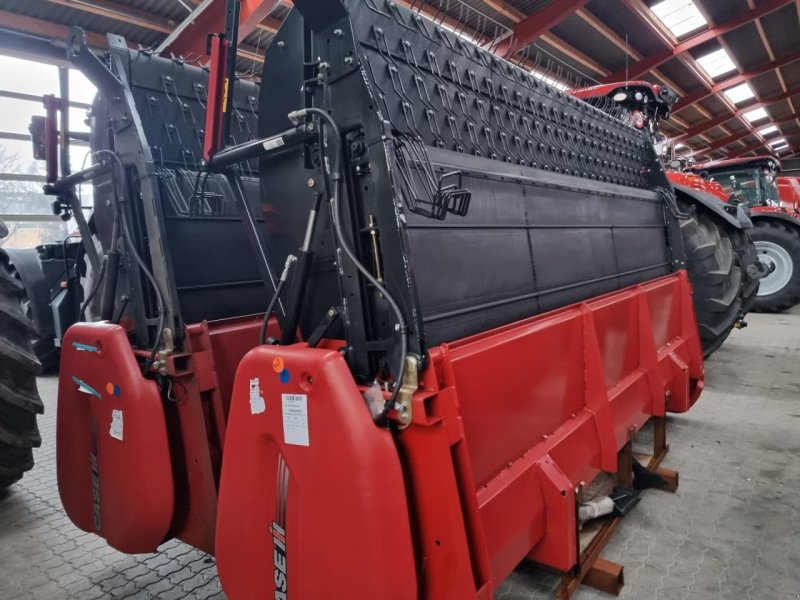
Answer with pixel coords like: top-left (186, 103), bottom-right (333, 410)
top-left (272, 356), bottom-right (285, 373)
top-left (222, 78), bottom-right (230, 113)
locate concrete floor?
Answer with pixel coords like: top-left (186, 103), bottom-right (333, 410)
top-left (1, 306), bottom-right (798, 599)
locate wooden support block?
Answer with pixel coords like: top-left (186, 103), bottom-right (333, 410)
top-left (654, 467), bottom-right (678, 493)
top-left (617, 441), bottom-right (633, 489)
top-left (584, 558), bottom-right (624, 596)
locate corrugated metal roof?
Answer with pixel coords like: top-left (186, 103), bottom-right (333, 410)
top-left (0, 0), bottom-right (797, 157)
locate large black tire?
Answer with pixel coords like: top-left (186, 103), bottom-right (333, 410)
top-left (678, 202), bottom-right (743, 357)
top-left (751, 220), bottom-right (800, 312)
top-left (0, 249), bottom-right (43, 490)
top-left (728, 226), bottom-right (761, 316)
top-left (6, 247), bottom-right (60, 372)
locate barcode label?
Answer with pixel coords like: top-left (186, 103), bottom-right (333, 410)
top-left (281, 394), bottom-right (309, 446)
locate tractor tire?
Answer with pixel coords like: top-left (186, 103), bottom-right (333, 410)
top-left (678, 201), bottom-right (743, 358)
top-left (0, 249), bottom-right (43, 490)
top-left (751, 220), bottom-right (800, 313)
top-left (728, 226), bottom-right (761, 316)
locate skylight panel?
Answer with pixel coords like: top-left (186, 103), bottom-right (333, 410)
top-left (744, 107), bottom-right (769, 122)
top-left (696, 48), bottom-right (737, 78)
top-left (651, 0), bottom-right (707, 37)
top-left (759, 125), bottom-right (778, 136)
top-left (768, 138), bottom-right (787, 147)
top-left (675, 143), bottom-right (686, 149)
top-left (724, 83), bottom-right (754, 104)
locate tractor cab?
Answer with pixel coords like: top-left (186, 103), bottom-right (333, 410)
top-left (689, 156), bottom-right (781, 208)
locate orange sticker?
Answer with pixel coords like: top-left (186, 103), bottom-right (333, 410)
top-left (272, 356), bottom-right (285, 373)
top-left (106, 382), bottom-right (115, 395)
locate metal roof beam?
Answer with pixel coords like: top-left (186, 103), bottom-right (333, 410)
top-left (604, 0), bottom-right (793, 82)
top-left (494, 0), bottom-right (589, 58)
top-left (42, 0), bottom-right (173, 34)
top-left (158, 0), bottom-right (281, 59)
top-left (674, 85), bottom-right (800, 143)
top-left (695, 111), bottom-right (800, 155)
top-left (673, 50), bottom-right (800, 112)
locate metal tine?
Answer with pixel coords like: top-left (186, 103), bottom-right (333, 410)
top-left (455, 4), bottom-right (467, 36)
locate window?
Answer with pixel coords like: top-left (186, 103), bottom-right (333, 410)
top-left (768, 138), bottom-right (787, 147)
top-left (743, 107), bottom-right (769, 122)
top-left (723, 83), bottom-right (755, 105)
top-left (651, 0), bottom-right (707, 37)
top-left (0, 54), bottom-right (96, 249)
top-left (759, 125), bottom-right (778, 136)
top-left (696, 48), bottom-right (737, 78)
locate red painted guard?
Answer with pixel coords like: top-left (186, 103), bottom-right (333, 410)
top-left (56, 323), bottom-right (174, 554)
top-left (216, 345), bottom-right (418, 600)
top-left (216, 272), bottom-right (702, 598)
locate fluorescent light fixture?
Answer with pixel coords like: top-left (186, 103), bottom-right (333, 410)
top-left (531, 70), bottom-right (568, 91)
top-left (675, 142), bottom-right (686, 149)
top-left (759, 125), bottom-right (778, 136)
top-left (723, 83), bottom-right (754, 104)
top-left (744, 107), bottom-right (769, 122)
top-left (651, 0), bottom-right (707, 37)
top-left (768, 138), bottom-right (787, 147)
top-left (696, 48), bottom-right (737, 78)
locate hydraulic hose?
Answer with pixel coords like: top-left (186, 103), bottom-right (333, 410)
top-left (290, 107), bottom-right (408, 423)
top-left (94, 150), bottom-right (167, 375)
top-left (259, 255), bottom-right (297, 345)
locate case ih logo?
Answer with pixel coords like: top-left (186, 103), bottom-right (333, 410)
top-left (270, 454), bottom-right (289, 599)
top-left (90, 414), bottom-right (102, 532)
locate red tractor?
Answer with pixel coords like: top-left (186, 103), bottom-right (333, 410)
top-left (4, 2), bottom-right (712, 597)
top-left (777, 175), bottom-right (800, 212)
top-left (687, 157), bottom-right (800, 312)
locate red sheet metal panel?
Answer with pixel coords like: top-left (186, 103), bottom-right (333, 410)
top-left (400, 271), bottom-right (702, 590)
top-left (56, 323), bottom-right (174, 554)
top-left (214, 272), bottom-right (701, 598)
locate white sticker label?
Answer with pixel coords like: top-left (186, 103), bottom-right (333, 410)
top-left (282, 393), bottom-right (309, 446)
top-left (262, 136), bottom-right (285, 151)
top-left (249, 378), bottom-right (266, 415)
top-left (110, 409), bottom-right (123, 441)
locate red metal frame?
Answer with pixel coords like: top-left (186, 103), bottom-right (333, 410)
top-left (214, 271), bottom-right (702, 598)
top-left (494, 0), bottom-right (588, 58)
top-left (203, 33), bottom-right (230, 162)
top-left (57, 270), bottom-right (702, 597)
top-left (672, 50), bottom-right (800, 113)
top-left (605, 0), bottom-right (793, 82)
top-left (160, 0), bottom-right (282, 60)
top-left (673, 86), bottom-right (800, 145)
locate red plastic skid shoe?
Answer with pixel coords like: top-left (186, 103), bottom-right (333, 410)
top-left (57, 323), bottom-right (174, 554)
top-left (216, 344), bottom-right (417, 600)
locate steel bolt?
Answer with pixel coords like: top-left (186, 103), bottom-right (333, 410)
top-left (394, 323), bottom-right (400, 331)
top-left (333, 28), bottom-right (343, 37)
top-left (277, 41), bottom-right (285, 48)
top-left (344, 56), bottom-right (354, 65)
top-left (307, 178), bottom-right (316, 188)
